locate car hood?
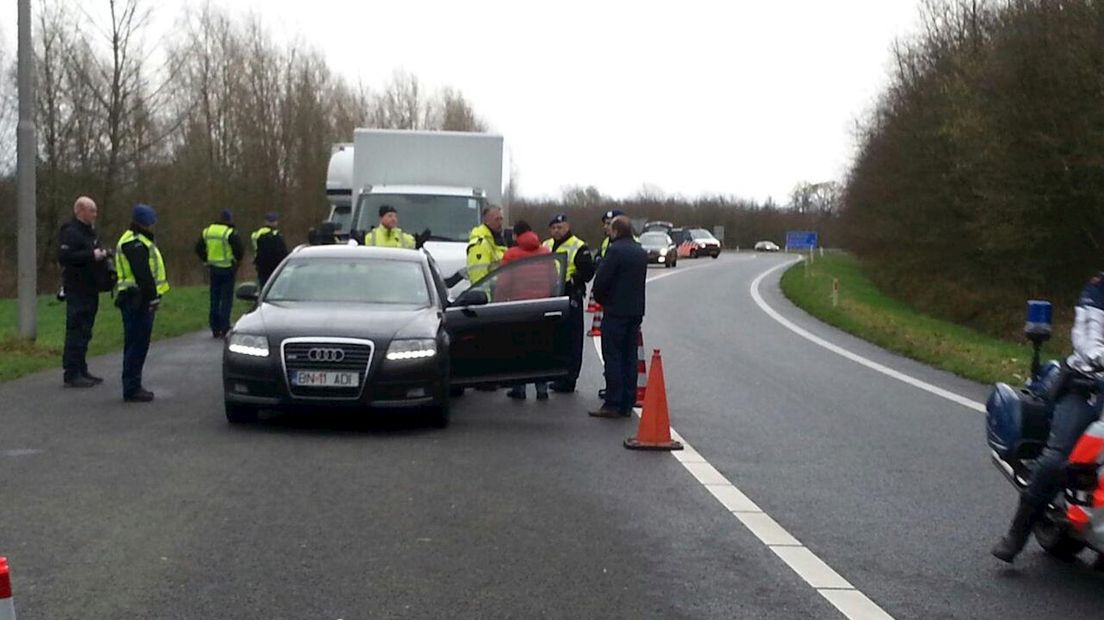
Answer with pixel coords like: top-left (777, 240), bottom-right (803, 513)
top-left (236, 301), bottom-right (441, 341)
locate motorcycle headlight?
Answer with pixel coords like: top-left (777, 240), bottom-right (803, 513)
top-left (228, 333), bottom-right (269, 357)
top-left (386, 339), bottom-right (437, 361)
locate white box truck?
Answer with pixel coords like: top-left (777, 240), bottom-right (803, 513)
top-left (325, 129), bottom-right (506, 286)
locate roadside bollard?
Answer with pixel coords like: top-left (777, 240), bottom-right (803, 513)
top-left (832, 278), bottom-right (839, 308)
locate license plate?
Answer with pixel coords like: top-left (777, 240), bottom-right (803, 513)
top-left (291, 371), bottom-right (359, 387)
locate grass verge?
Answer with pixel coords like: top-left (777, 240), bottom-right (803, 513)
top-left (0, 286), bottom-right (248, 383)
top-left (779, 253), bottom-right (1064, 386)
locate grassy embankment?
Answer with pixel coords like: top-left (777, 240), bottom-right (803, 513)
top-left (779, 253), bottom-right (1065, 386)
top-left (0, 287), bottom-right (248, 382)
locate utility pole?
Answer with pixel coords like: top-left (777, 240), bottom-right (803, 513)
top-left (17, 0), bottom-right (37, 340)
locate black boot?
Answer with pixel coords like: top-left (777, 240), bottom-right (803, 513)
top-left (992, 499), bottom-right (1041, 563)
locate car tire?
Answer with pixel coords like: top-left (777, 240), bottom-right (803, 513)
top-left (449, 385), bottom-right (465, 398)
top-left (711, 253), bottom-right (719, 259)
top-left (428, 397), bottom-right (451, 428)
top-left (225, 400), bottom-right (258, 424)
top-left (1035, 517), bottom-right (1086, 560)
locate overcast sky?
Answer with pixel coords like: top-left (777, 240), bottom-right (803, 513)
top-left (2, 1), bottom-right (924, 202)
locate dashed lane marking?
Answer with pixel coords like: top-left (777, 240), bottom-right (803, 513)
top-left (589, 257), bottom-right (895, 620)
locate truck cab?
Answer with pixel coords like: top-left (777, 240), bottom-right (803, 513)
top-left (325, 129), bottom-right (507, 291)
top-left (350, 184), bottom-right (485, 284)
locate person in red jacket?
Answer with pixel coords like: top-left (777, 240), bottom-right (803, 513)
top-left (499, 221), bottom-right (556, 401)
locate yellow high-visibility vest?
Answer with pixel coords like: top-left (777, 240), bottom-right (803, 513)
top-left (202, 223), bottom-right (234, 268)
top-left (116, 230), bottom-right (170, 296)
top-left (365, 226), bottom-right (415, 249)
top-left (466, 224), bottom-right (506, 283)
top-left (543, 235), bottom-right (585, 281)
top-left (251, 226), bottom-right (276, 252)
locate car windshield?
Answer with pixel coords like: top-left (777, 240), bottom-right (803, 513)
top-left (329, 206), bottom-right (352, 233)
top-left (690, 229), bottom-right (715, 240)
top-left (265, 258), bottom-right (430, 305)
top-left (354, 194), bottom-right (481, 242)
top-left (640, 233), bottom-right (670, 247)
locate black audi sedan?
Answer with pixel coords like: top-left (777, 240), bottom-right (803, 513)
top-left (222, 246), bottom-right (571, 427)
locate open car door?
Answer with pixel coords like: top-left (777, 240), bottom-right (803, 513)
top-left (445, 254), bottom-right (572, 387)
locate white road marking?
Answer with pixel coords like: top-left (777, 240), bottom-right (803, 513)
top-left (584, 256), bottom-right (897, 620)
top-left (749, 259), bottom-right (986, 413)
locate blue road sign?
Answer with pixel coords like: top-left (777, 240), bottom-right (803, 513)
top-left (786, 231), bottom-right (818, 250)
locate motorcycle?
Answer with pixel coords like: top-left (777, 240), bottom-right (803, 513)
top-left (986, 300), bottom-right (1104, 565)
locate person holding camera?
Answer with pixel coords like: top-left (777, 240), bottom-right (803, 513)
top-left (57, 196), bottom-right (114, 388)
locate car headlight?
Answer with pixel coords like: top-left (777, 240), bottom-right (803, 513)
top-left (228, 333), bottom-right (269, 357)
top-left (659, 247), bottom-right (668, 255)
top-left (386, 339), bottom-right (437, 361)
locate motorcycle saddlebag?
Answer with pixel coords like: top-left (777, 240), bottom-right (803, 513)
top-left (986, 382), bottom-right (1053, 460)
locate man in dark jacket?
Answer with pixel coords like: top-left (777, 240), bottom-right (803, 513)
top-left (58, 196), bottom-right (111, 387)
top-left (195, 209), bottom-right (244, 338)
top-left (116, 204), bottom-right (170, 403)
top-left (589, 216), bottom-right (648, 418)
top-left (252, 212), bottom-right (289, 288)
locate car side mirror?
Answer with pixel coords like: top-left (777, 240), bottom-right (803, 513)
top-left (503, 229), bottom-right (516, 248)
top-left (454, 288), bottom-right (489, 307)
top-left (236, 283), bottom-right (259, 301)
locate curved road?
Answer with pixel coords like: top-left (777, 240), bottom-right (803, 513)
top-left (2, 253), bottom-right (1102, 618)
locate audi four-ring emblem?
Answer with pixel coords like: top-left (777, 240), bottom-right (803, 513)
top-left (307, 347), bottom-right (345, 362)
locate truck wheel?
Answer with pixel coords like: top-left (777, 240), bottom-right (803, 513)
top-left (225, 400), bottom-right (258, 424)
top-left (1035, 518), bottom-right (1086, 560)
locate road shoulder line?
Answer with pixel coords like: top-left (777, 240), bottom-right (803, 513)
top-left (749, 259), bottom-right (986, 413)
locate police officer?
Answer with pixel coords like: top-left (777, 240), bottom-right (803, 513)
top-left (364, 205), bottom-right (416, 249)
top-left (58, 196), bottom-right (111, 387)
top-left (544, 214), bottom-right (595, 393)
top-left (115, 204), bottom-right (169, 403)
top-left (195, 209), bottom-right (243, 338)
top-left (252, 212), bottom-right (288, 288)
top-left (467, 205), bottom-right (506, 283)
top-left (993, 273), bottom-right (1104, 562)
top-left (598, 208), bottom-right (624, 263)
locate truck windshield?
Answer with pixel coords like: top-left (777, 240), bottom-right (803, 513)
top-left (329, 206), bottom-right (352, 233)
top-left (354, 194), bottom-right (482, 242)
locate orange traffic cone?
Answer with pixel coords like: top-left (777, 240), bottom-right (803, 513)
top-left (588, 307), bottom-right (603, 337)
top-left (625, 349), bottom-right (683, 451)
top-left (0, 557), bottom-right (14, 620)
top-left (635, 331), bottom-right (647, 407)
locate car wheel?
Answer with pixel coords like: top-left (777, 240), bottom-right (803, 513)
top-left (1035, 516), bottom-right (1086, 560)
top-left (225, 400), bottom-right (258, 424)
top-left (711, 253), bottom-right (719, 259)
top-left (428, 397), bottom-right (451, 428)
top-left (449, 385), bottom-right (465, 398)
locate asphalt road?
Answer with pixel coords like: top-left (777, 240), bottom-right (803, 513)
top-left (2, 253), bottom-right (1103, 618)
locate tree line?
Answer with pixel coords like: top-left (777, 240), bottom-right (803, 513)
top-left (0, 0), bottom-right (485, 295)
top-left (512, 184), bottom-right (841, 252)
top-left (0, 0), bottom-right (838, 298)
top-left (843, 0), bottom-right (1104, 337)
